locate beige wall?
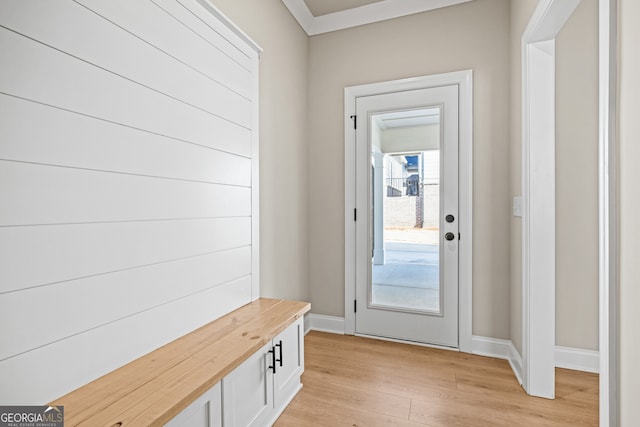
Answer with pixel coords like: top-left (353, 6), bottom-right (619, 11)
top-left (208, 0), bottom-right (311, 302)
top-left (555, 0), bottom-right (599, 351)
top-left (208, 0), bottom-right (600, 352)
top-left (308, 0), bottom-right (512, 339)
top-left (619, 0), bottom-right (640, 423)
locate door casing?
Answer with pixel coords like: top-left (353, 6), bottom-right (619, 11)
top-left (521, 0), bottom-right (582, 399)
top-left (344, 70), bottom-right (473, 353)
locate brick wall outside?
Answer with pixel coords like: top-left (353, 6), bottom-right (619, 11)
top-left (384, 184), bottom-right (439, 229)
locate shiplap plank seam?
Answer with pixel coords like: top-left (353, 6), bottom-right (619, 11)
top-left (0, 279), bottom-right (253, 404)
top-left (0, 273), bottom-right (254, 362)
top-left (0, 29), bottom-right (251, 150)
top-left (0, 245), bottom-right (252, 296)
top-left (0, 158), bottom-right (251, 188)
top-left (74, 0), bottom-right (252, 99)
top-left (0, 162), bottom-right (252, 226)
top-left (0, 92), bottom-right (252, 160)
top-left (0, 25), bottom-right (251, 130)
top-left (74, 0), bottom-right (253, 97)
top-left (0, 216), bottom-right (251, 229)
top-left (151, 0), bottom-right (251, 68)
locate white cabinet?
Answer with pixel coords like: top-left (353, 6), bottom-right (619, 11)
top-left (222, 318), bottom-right (304, 427)
top-left (221, 340), bottom-right (274, 427)
top-left (272, 318), bottom-right (304, 415)
top-left (165, 382), bottom-right (222, 427)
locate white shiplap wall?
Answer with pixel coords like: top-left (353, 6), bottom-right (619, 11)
top-left (0, 0), bottom-right (260, 404)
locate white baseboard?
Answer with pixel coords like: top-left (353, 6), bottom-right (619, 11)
top-left (471, 335), bottom-right (512, 359)
top-left (555, 346), bottom-right (599, 373)
top-left (471, 335), bottom-right (598, 377)
top-left (307, 314), bottom-right (345, 335)
top-left (307, 325), bottom-right (598, 375)
top-left (508, 342), bottom-right (524, 385)
top-left (470, 335), bottom-right (523, 383)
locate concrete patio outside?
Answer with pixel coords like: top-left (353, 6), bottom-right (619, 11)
top-left (371, 236), bottom-right (441, 312)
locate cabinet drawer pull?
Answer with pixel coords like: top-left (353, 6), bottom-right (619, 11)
top-left (268, 347), bottom-right (276, 374)
top-left (275, 340), bottom-right (283, 367)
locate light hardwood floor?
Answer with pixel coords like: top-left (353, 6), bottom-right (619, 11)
top-left (275, 332), bottom-right (598, 426)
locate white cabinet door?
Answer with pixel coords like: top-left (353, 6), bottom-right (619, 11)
top-left (273, 318), bottom-right (304, 413)
top-left (222, 319), bottom-right (305, 426)
top-left (222, 341), bottom-right (274, 427)
top-left (165, 382), bottom-right (222, 427)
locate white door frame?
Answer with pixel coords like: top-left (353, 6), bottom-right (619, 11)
top-left (344, 70), bottom-right (473, 353)
top-left (523, 0), bottom-right (617, 416)
top-left (521, 0), bottom-right (581, 399)
top-left (598, 0), bottom-right (617, 425)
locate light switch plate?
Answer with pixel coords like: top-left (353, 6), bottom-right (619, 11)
top-left (513, 196), bottom-right (523, 217)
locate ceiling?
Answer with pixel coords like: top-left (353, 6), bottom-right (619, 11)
top-left (282, 0), bottom-right (473, 35)
top-left (304, 0), bottom-right (383, 17)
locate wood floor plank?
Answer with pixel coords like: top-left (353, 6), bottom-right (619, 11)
top-left (275, 332), bottom-right (598, 426)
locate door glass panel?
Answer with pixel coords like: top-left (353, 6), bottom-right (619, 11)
top-left (369, 107), bottom-right (442, 314)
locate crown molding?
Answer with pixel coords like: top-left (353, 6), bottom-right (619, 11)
top-left (282, 0), bottom-right (473, 36)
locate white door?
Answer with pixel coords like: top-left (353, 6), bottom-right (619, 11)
top-left (355, 85), bottom-right (459, 347)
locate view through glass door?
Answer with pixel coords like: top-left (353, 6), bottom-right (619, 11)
top-left (355, 86), bottom-right (459, 347)
top-left (372, 147), bottom-right (441, 313)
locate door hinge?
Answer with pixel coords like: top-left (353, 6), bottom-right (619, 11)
top-left (354, 299), bottom-right (357, 313)
top-left (459, 232), bottom-right (461, 240)
top-left (354, 208), bottom-right (357, 221)
top-left (350, 115), bottom-right (357, 129)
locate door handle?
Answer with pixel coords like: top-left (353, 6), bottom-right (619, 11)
top-left (445, 232), bottom-right (455, 241)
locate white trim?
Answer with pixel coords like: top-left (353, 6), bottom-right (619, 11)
top-left (556, 346), bottom-right (600, 374)
top-left (457, 70), bottom-right (474, 354)
top-left (281, 0), bottom-right (315, 34)
top-left (344, 89), bottom-right (357, 336)
top-left (470, 336), bottom-right (521, 385)
top-left (197, 0), bottom-right (262, 302)
top-left (307, 314), bottom-right (345, 335)
top-left (356, 333), bottom-right (460, 352)
top-left (303, 313), bottom-right (311, 335)
top-left (521, 0), bottom-right (581, 399)
top-left (509, 344), bottom-right (524, 386)
top-left (307, 331), bottom-right (595, 378)
top-left (198, 0), bottom-right (263, 53)
top-left (598, 0), bottom-right (617, 424)
top-left (282, 0), bottom-right (472, 36)
top-left (250, 49), bottom-right (260, 302)
top-left (473, 335), bottom-right (522, 384)
top-left (471, 337), bottom-right (597, 384)
top-left (344, 70), bottom-right (473, 353)
top-left (471, 335), bottom-right (512, 359)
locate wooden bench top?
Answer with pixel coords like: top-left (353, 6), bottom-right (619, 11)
top-left (50, 298), bottom-right (310, 427)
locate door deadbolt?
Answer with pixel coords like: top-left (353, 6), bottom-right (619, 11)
top-left (445, 214), bottom-right (455, 223)
top-left (445, 232), bottom-right (456, 241)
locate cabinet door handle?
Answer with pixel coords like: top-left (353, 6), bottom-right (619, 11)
top-left (275, 340), bottom-right (283, 367)
top-left (268, 347), bottom-right (276, 374)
